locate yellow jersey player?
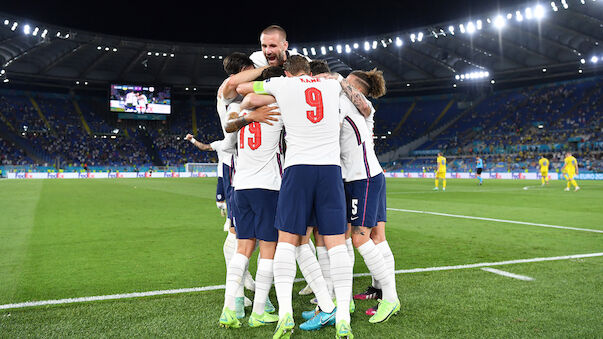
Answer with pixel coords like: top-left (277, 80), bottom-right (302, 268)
top-left (433, 152), bottom-right (446, 191)
top-left (561, 152), bottom-right (580, 191)
top-left (538, 155), bottom-right (550, 186)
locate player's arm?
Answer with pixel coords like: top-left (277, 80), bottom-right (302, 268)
top-left (224, 105), bottom-right (280, 133)
top-left (316, 73), bottom-right (372, 117)
top-left (574, 160), bottom-right (579, 174)
top-left (241, 93), bottom-right (276, 110)
top-left (221, 66), bottom-right (268, 100)
top-left (185, 134), bottom-right (213, 151)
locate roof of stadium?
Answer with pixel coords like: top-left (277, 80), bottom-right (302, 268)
top-left (0, 0), bottom-right (601, 95)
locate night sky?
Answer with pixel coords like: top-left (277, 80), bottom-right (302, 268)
top-left (2, 0), bottom-right (527, 44)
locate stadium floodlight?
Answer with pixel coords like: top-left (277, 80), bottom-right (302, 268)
top-left (3, 79), bottom-right (9, 83)
top-left (476, 20), bottom-right (483, 30)
top-left (448, 25), bottom-right (455, 34)
top-left (113, 48), bottom-right (118, 52)
top-left (580, 58), bottom-right (586, 64)
top-left (321, 46), bottom-right (326, 55)
top-left (534, 4), bottom-right (545, 19)
top-left (163, 53), bottom-right (168, 57)
top-left (410, 33), bottom-right (416, 42)
top-left (310, 47), bottom-right (316, 55)
top-left (487, 17), bottom-right (492, 23)
top-left (460, 74), bottom-right (465, 79)
top-left (41, 29), bottom-right (47, 38)
top-left (336, 45), bottom-right (342, 53)
top-left (542, 68), bottom-right (547, 72)
top-left (203, 55), bottom-right (208, 58)
top-left (11, 22), bottom-right (18, 31)
top-left (506, 13), bottom-right (513, 19)
top-left (84, 81), bottom-right (88, 85)
top-left (218, 55), bottom-right (222, 59)
top-left (406, 83), bottom-right (411, 87)
top-left (156, 52), bottom-right (160, 56)
top-left (3, 20), bottom-right (8, 25)
top-left (32, 27), bottom-right (39, 36)
top-left (551, 1), bottom-right (559, 11)
top-left (0, 69), bottom-right (4, 74)
top-left (76, 81), bottom-right (79, 84)
top-left (170, 53), bottom-right (175, 57)
top-left (453, 84), bottom-right (457, 87)
top-left (525, 7), bottom-right (533, 19)
top-left (329, 46), bottom-right (334, 51)
top-left (353, 42), bottom-right (359, 49)
top-left (561, 0), bottom-right (568, 9)
top-left (455, 74), bottom-right (460, 80)
top-left (185, 87), bottom-right (189, 91)
top-left (459, 24), bottom-right (466, 34)
top-left (494, 15), bottom-right (506, 29)
top-left (395, 37), bottom-right (403, 46)
top-left (193, 88), bottom-right (197, 91)
top-left (372, 41), bottom-right (378, 49)
top-left (466, 22), bottom-right (476, 34)
top-left (516, 11), bottom-right (524, 22)
top-left (291, 48), bottom-right (297, 54)
top-left (211, 55), bottom-right (215, 59)
top-left (364, 41), bottom-right (370, 51)
top-left (65, 33), bottom-right (70, 38)
top-left (147, 51), bottom-right (152, 55)
top-left (591, 56), bottom-right (599, 63)
top-left (578, 69), bottom-right (583, 73)
top-left (98, 46), bottom-right (102, 50)
top-left (345, 44), bottom-right (351, 53)
top-left (417, 32), bottom-right (424, 42)
top-left (302, 48), bottom-right (308, 55)
top-left (485, 71), bottom-right (490, 77)
top-left (381, 40), bottom-right (387, 48)
top-left (105, 47), bottom-right (110, 51)
top-left (491, 79), bottom-right (496, 84)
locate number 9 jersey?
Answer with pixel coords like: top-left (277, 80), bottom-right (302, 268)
top-left (253, 75), bottom-right (343, 169)
top-left (232, 104), bottom-right (285, 191)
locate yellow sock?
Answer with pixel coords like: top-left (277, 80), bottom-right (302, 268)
top-left (571, 180), bottom-right (578, 188)
top-left (541, 177), bottom-right (545, 185)
top-left (443, 179), bottom-right (446, 189)
top-left (567, 181), bottom-right (571, 189)
top-left (435, 179), bottom-right (439, 188)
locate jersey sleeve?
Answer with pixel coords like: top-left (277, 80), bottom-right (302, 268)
top-left (253, 77), bottom-right (282, 96)
top-left (209, 140), bottom-right (222, 152)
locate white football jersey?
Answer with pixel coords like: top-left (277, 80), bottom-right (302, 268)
top-left (339, 95), bottom-right (383, 182)
top-left (249, 50), bottom-right (310, 68)
top-left (254, 75), bottom-right (342, 168)
top-left (210, 139), bottom-right (231, 178)
top-left (216, 78), bottom-right (243, 134)
top-left (233, 105), bottom-right (284, 191)
top-left (125, 92), bottom-right (136, 105)
top-left (138, 95), bottom-right (147, 106)
top-left (215, 99), bottom-right (241, 167)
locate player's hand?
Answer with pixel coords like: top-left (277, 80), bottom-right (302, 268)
top-left (247, 105), bottom-right (280, 125)
top-left (185, 134), bottom-right (193, 141)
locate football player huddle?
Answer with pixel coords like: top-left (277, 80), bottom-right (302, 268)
top-left (186, 25), bottom-right (399, 339)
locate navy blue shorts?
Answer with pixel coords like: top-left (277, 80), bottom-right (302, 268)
top-left (376, 174), bottom-right (387, 223)
top-left (344, 173), bottom-right (385, 228)
top-left (216, 176), bottom-right (225, 202)
top-left (233, 189), bottom-right (279, 242)
top-left (222, 163), bottom-right (236, 220)
top-left (275, 165), bottom-right (346, 236)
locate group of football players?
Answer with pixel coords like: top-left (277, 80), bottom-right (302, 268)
top-left (186, 25), bottom-right (399, 338)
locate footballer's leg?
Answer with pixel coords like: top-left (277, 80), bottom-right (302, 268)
top-left (273, 232), bottom-right (300, 338)
top-left (220, 238), bottom-right (256, 328)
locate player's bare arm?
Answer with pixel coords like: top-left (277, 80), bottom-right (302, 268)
top-left (185, 134), bottom-right (214, 151)
top-left (223, 66), bottom-right (268, 100)
top-left (315, 73), bottom-right (371, 116)
top-left (236, 82), bottom-right (255, 96)
top-left (224, 106), bottom-right (280, 133)
top-left (241, 93), bottom-right (276, 110)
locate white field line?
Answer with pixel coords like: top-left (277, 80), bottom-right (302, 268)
top-left (481, 268), bottom-right (534, 281)
top-left (1, 252), bottom-right (601, 311)
top-left (387, 208), bottom-right (603, 234)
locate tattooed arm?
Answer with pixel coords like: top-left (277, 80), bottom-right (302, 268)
top-left (340, 78), bottom-right (371, 117)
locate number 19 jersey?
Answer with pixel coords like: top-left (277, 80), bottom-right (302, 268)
top-left (232, 106), bottom-right (284, 191)
top-left (253, 75), bottom-right (342, 169)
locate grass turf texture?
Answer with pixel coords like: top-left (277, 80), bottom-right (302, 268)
top-left (0, 178), bottom-right (601, 337)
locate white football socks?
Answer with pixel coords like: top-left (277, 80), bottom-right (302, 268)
top-left (273, 242), bottom-right (297, 317)
top-left (328, 244), bottom-right (352, 324)
top-left (316, 246), bottom-right (334, 298)
top-left (252, 258), bottom-right (273, 315)
top-left (308, 237), bottom-right (317, 256)
top-left (376, 240), bottom-right (396, 292)
top-left (224, 253), bottom-right (248, 309)
top-left (358, 240), bottom-right (398, 303)
top-left (345, 238), bottom-right (355, 266)
top-left (297, 244), bottom-right (335, 312)
top-left (223, 231), bottom-right (236, 266)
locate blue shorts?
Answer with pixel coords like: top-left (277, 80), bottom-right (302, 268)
top-left (233, 189), bottom-right (279, 242)
top-left (376, 175), bottom-right (387, 222)
top-left (275, 165), bottom-right (346, 236)
top-left (216, 177), bottom-right (225, 202)
top-left (222, 163), bottom-right (236, 220)
top-left (345, 173), bottom-right (385, 228)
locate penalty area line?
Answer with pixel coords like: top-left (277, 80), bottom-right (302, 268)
top-left (481, 268), bottom-right (534, 281)
top-left (387, 207), bottom-right (603, 234)
top-left (1, 252), bottom-right (601, 311)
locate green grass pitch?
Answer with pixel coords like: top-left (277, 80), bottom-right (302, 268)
top-left (0, 178), bottom-right (601, 338)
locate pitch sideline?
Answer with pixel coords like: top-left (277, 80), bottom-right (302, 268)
top-left (1, 252), bottom-right (601, 311)
top-left (387, 207), bottom-right (603, 233)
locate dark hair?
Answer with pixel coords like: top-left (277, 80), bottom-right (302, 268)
top-left (310, 60), bottom-right (330, 75)
top-left (283, 55), bottom-right (310, 75)
top-left (350, 68), bottom-right (387, 98)
top-left (261, 25), bottom-right (287, 40)
top-left (260, 66), bottom-right (285, 80)
top-left (223, 52), bottom-right (254, 75)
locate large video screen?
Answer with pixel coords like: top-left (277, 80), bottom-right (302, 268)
top-left (110, 85), bottom-right (171, 114)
